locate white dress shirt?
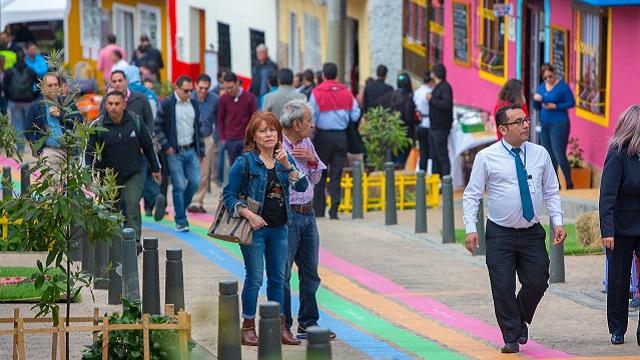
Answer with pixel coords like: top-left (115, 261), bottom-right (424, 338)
top-left (413, 84), bottom-right (432, 128)
top-left (174, 92), bottom-right (196, 146)
top-left (462, 140), bottom-right (563, 233)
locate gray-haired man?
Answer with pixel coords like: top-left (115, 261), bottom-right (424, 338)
top-left (280, 99), bottom-right (336, 340)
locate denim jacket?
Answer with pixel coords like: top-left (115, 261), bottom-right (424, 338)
top-left (223, 150), bottom-right (308, 224)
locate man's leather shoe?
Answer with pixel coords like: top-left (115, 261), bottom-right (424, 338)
top-left (280, 316), bottom-right (301, 345)
top-left (611, 334), bottom-right (624, 345)
top-left (518, 322), bottom-right (528, 345)
top-left (500, 342), bottom-right (519, 353)
top-left (241, 318), bottom-right (259, 346)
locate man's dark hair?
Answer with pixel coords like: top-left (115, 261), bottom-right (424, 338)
top-left (376, 64), bottom-right (388, 78)
top-left (277, 68), bottom-right (294, 86)
top-left (196, 74), bottom-right (212, 84)
top-left (110, 70), bottom-right (127, 80)
top-left (267, 71), bottom-right (278, 87)
top-left (303, 69), bottom-right (314, 83)
top-left (26, 41), bottom-right (37, 50)
top-left (495, 103), bottom-right (521, 126)
top-left (223, 71), bottom-right (238, 83)
top-left (217, 67), bottom-right (229, 80)
top-left (423, 70), bottom-right (431, 83)
top-left (107, 34), bottom-right (116, 44)
top-left (105, 90), bottom-right (126, 100)
top-left (322, 63), bottom-right (338, 80)
top-left (113, 49), bottom-right (122, 60)
top-left (175, 75), bottom-right (193, 88)
top-left (431, 63), bottom-right (447, 81)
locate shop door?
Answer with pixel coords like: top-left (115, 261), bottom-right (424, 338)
top-left (523, 1), bottom-right (545, 144)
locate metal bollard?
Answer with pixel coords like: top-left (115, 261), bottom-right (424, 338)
top-left (415, 170), bottom-right (427, 233)
top-left (165, 248), bottom-right (185, 313)
top-left (441, 175), bottom-right (455, 244)
top-left (142, 237), bottom-right (161, 315)
top-left (549, 219), bottom-right (565, 283)
top-left (258, 301), bottom-right (282, 360)
top-left (473, 198), bottom-right (486, 256)
top-left (384, 162), bottom-right (397, 225)
top-left (306, 326), bottom-right (332, 360)
top-left (218, 280), bottom-right (241, 360)
top-left (81, 230), bottom-right (94, 275)
top-left (93, 240), bottom-right (109, 289)
top-left (121, 229), bottom-right (140, 301)
top-left (2, 166), bottom-right (12, 200)
top-left (352, 161), bottom-right (363, 219)
top-left (107, 229), bottom-right (126, 305)
top-left (20, 164), bottom-right (29, 194)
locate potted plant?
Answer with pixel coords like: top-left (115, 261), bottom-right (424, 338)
top-left (361, 107), bottom-right (412, 173)
top-left (561, 136), bottom-right (592, 189)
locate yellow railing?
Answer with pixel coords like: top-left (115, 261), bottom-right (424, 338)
top-left (328, 172), bottom-right (441, 213)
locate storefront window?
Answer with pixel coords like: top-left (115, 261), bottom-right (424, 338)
top-left (428, 0), bottom-right (444, 67)
top-left (478, 0), bottom-right (505, 78)
top-left (576, 9), bottom-right (608, 117)
top-left (402, 0), bottom-right (427, 77)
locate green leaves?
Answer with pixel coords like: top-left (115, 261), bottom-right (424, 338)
top-left (362, 107), bottom-right (413, 171)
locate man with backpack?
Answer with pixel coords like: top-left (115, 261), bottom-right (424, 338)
top-left (2, 52), bottom-right (37, 153)
top-left (86, 90), bottom-right (161, 250)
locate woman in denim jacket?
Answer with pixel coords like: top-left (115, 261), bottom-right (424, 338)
top-left (223, 112), bottom-right (308, 346)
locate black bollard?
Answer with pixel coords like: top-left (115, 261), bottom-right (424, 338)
top-left (165, 248), bottom-right (185, 313)
top-left (306, 326), bottom-right (332, 360)
top-left (108, 229), bottom-right (127, 304)
top-left (81, 230), bottom-right (94, 276)
top-left (258, 301), bottom-right (282, 360)
top-left (2, 166), bottom-right (12, 200)
top-left (93, 240), bottom-right (109, 289)
top-left (121, 229), bottom-right (140, 301)
top-left (384, 162), bottom-right (397, 225)
top-left (549, 219), bottom-right (565, 283)
top-left (142, 237), bottom-right (160, 315)
top-left (473, 198), bottom-right (486, 256)
top-left (351, 161), bottom-right (363, 219)
top-left (415, 170), bottom-right (427, 233)
top-left (441, 175), bottom-right (455, 244)
top-left (20, 164), bottom-right (29, 194)
top-left (218, 280), bottom-right (241, 360)
top-left (69, 226), bottom-right (83, 262)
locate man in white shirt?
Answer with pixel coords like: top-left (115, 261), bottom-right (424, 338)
top-left (462, 104), bottom-right (566, 354)
top-left (413, 71), bottom-right (433, 172)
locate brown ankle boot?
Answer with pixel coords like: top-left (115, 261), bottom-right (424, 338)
top-left (241, 318), bottom-right (259, 346)
top-left (280, 315), bottom-right (301, 345)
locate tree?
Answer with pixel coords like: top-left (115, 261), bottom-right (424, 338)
top-left (361, 107), bottom-right (413, 171)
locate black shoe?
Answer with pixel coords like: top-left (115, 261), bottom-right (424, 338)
top-left (500, 342), bottom-right (519, 353)
top-left (518, 322), bottom-right (528, 345)
top-left (153, 195), bottom-right (166, 221)
top-left (136, 242), bottom-right (142, 255)
top-left (296, 325), bottom-right (336, 340)
top-left (144, 209), bottom-right (153, 217)
top-left (328, 206), bottom-right (338, 220)
top-left (611, 334), bottom-right (624, 345)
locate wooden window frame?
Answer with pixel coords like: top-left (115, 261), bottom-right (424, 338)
top-left (478, 1), bottom-right (508, 86)
top-left (428, 0), bottom-right (445, 67)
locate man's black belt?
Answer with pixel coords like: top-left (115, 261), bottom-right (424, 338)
top-left (177, 144), bottom-right (193, 152)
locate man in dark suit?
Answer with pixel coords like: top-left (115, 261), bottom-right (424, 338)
top-left (362, 64), bottom-right (393, 113)
top-left (249, 44), bottom-right (278, 99)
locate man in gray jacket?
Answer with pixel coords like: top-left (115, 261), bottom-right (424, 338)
top-left (262, 68), bottom-right (306, 119)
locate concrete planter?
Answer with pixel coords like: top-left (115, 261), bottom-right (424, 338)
top-left (559, 166), bottom-right (592, 189)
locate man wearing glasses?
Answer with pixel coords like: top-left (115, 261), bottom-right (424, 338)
top-left (155, 75), bottom-right (204, 232)
top-left (217, 71), bottom-right (257, 164)
top-left (462, 104), bottom-right (566, 354)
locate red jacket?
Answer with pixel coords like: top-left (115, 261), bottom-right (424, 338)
top-left (311, 80), bottom-right (354, 112)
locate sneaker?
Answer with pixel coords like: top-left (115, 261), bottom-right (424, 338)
top-left (175, 224), bottom-right (189, 232)
top-left (629, 297), bottom-right (640, 309)
top-left (153, 195), bottom-right (166, 221)
top-left (296, 325), bottom-right (336, 340)
top-left (187, 204), bottom-right (201, 213)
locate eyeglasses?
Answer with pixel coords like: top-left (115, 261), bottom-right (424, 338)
top-left (180, 88), bottom-right (193, 94)
top-left (197, 86), bottom-right (210, 91)
top-left (502, 117), bottom-right (531, 127)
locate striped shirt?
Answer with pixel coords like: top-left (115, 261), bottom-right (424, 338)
top-left (282, 135), bottom-right (326, 205)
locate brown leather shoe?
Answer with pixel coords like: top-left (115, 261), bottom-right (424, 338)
top-left (241, 318), bottom-right (259, 346)
top-left (280, 315), bottom-right (301, 345)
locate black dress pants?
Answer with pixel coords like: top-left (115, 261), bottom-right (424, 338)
top-left (312, 130), bottom-right (347, 217)
top-left (428, 128), bottom-right (450, 176)
top-left (417, 127), bottom-right (430, 171)
top-left (486, 220), bottom-right (550, 343)
top-left (606, 235), bottom-right (640, 336)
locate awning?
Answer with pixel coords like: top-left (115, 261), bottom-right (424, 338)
top-left (579, 0), bottom-right (640, 5)
top-left (0, 0), bottom-right (69, 30)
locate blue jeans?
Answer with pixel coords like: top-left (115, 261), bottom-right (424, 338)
top-left (540, 121), bottom-right (572, 189)
top-left (224, 139), bottom-right (245, 166)
top-left (142, 158), bottom-right (160, 212)
top-left (283, 211), bottom-right (321, 329)
top-left (8, 101), bottom-right (30, 153)
top-left (166, 148), bottom-right (201, 226)
top-left (240, 225), bottom-right (288, 319)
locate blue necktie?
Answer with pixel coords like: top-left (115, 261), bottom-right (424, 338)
top-left (511, 148), bottom-right (534, 222)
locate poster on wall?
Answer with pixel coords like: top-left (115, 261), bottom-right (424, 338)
top-left (550, 26), bottom-right (569, 81)
top-left (452, 1), bottom-right (470, 66)
top-left (81, 0), bottom-right (102, 49)
top-left (139, 5), bottom-right (161, 49)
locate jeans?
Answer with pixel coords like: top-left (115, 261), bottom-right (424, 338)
top-left (313, 130), bottom-right (347, 217)
top-left (540, 121), bottom-right (572, 189)
top-left (8, 101), bottom-right (30, 153)
top-left (224, 139), bottom-right (245, 166)
top-left (142, 158), bottom-right (160, 212)
top-left (429, 128), bottom-right (450, 176)
top-left (284, 211), bottom-right (321, 329)
top-left (166, 148), bottom-right (201, 226)
top-left (240, 225), bottom-right (288, 319)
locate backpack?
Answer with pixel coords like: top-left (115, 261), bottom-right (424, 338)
top-left (9, 68), bottom-right (34, 102)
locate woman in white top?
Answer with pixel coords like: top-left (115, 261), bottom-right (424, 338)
top-left (413, 71), bottom-right (433, 171)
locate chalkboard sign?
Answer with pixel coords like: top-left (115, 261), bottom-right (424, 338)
top-left (452, 1), bottom-right (471, 66)
top-left (550, 26), bottom-right (569, 81)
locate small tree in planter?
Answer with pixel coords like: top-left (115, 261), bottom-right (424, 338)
top-left (361, 107), bottom-right (412, 172)
top-left (563, 136), bottom-right (592, 188)
top-left (0, 49), bottom-right (123, 359)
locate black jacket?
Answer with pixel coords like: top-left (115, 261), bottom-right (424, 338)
top-left (429, 80), bottom-right (453, 130)
top-left (249, 58), bottom-right (278, 97)
top-left (373, 89), bottom-right (417, 141)
top-left (100, 91), bottom-right (154, 130)
top-left (599, 146), bottom-right (640, 237)
top-left (86, 111), bottom-right (160, 184)
top-left (131, 46), bottom-right (164, 74)
top-left (2, 63), bottom-right (37, 102)
top-left (25, 96), bottom-right (83, 152)
top-left (155, 94), bottom-right (204, 158)
top-left (363, 79), bottom-right (393, 113)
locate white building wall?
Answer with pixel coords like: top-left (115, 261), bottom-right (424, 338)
top-left (176, 0), bottom-right (278, 78)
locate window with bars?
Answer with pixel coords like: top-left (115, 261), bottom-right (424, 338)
top-left (402, 0), bottom-right (427, 77)
top-left (478, 0), bottom-right (505, 78)
top-left (428, 0), bottom-right (444, 67)
top-left (217, 22), bottom-right (231, 69)
top-left (576, 9), bottom-right (608, 117)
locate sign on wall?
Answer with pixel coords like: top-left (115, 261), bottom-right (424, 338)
top-left (452, 1), bottom-right (470, 66)
top-left (138, 4), bottom-right (162, 50)
top-left (550, 26), bottom-right (569, 81)
top-left (80, 0), bottom-right (102, 49)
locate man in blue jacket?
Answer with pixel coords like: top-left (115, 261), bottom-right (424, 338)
top-left (155, 75), bottom-right (204, 232)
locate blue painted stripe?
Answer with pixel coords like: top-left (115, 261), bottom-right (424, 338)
top-left (144, 221), bottom-right (413, 360)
